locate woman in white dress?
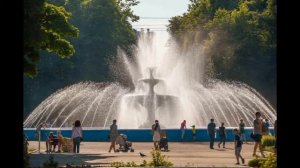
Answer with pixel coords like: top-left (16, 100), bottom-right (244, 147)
top-left (152, 120), bottom-right (161, 150)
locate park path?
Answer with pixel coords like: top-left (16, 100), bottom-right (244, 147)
top-left (28, 141), bottom-right (260, 167)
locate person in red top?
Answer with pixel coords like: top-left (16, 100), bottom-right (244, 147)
top-left (180, 120), bottom-right (186, 141)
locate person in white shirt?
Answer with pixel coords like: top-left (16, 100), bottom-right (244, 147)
top-left (71, 120), bottom-right (83, 153)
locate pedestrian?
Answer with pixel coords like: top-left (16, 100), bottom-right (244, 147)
top-left (71, 120), bottom-right (83, 153)
top-left (264, 119), bottom-right (270, 135)
top-left (207, 118), bottom-right (216, 149)
top-left (191, 125), bottom-right (196, 141)
top-left (218, 122), bottom-right (226, 148)
top-left (180, 120), bottom-right (186, 141)
top-left (252, 112), bottom-right (265, 157)
top-left (239, 119), bottom-right (246, 143)
top-left (152, 120), bottom-right (161, 150)
top-left (108, 119), bottom-right (118, 152)
top-left (233, 128), bottom-right (245, 165)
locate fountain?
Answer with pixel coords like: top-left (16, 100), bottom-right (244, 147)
top-left (23, 31), bottom-right (276, 129)
top-left (120, 67), bottom-right (178, 128)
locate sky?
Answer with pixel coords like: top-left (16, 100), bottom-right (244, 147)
top-left (131, 0), bottom-right (190, 31)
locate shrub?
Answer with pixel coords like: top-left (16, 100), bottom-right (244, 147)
top-left (262, 135), bottom-right (275, 147)
top-left (111, 161), bottom-right (140, 167)
top-left (148, 149), bottom-right (173, 167)
top-left (263, 146), bottom-right (275, 153)
top-left (248, 153), bottom-right (277, 168)
top-left (43, 154), bottom-right (58, 168)
top-left (261, 153), bottom-right (277, 168)
top-left (139, 160), bottom-right (148, 167)
top-left (110, 149), bottom-right (173, 167)
top-left (248, 158), bottom-right (265, 167)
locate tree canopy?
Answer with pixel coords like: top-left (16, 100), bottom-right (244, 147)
top-left (24, 0), bottom-right (79, 77)
top-left (168, 0), bottom-right (276, 106)
top-left (23, 0), bottom-right (139, 117)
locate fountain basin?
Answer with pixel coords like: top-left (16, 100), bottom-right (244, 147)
top-left (23, 127), bottom-right (274, 142)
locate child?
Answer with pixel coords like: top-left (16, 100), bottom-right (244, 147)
top-left (233, 128), bottom-right (245, 165)
top-left (191, 125), bottom-right (196, 141)
top-left (159, 131), bottom-right (169, 151)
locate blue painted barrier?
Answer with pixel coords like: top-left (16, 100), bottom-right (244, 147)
top-left (23, 127), bottom-right (274, 142)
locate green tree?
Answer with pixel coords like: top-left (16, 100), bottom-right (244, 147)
top-left (24, 0), bottom-right (139, 117)
top-left (24, 0), bottom-right (79, 78)
top-left (168, 0), bottom-right (276, 106)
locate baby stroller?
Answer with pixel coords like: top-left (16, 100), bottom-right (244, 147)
top-left (159, 135), bottom-right (169, 151)
top-left (115, 134), bottom-right (134, 152)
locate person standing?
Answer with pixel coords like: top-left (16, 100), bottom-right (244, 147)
top-left (252, 112), bottom-right (265, 157)
top-left (180, 120), bottom-right (186, 141)
top-left (191, 125), bottom-right (197, 141)
top-left (264, 119), bottom-right (270, 135)
top-left (218, 122), bottom-right (226, 148)
top-left (108, 119), bottom-right (118, 152)
top-left (152, 120), bottom-right (161, 150)
top-left (239, 119), bottom-right (246, 143)
top-left (233, 128), bottom-right (245, 165)
top-left (207, 118), bottom-right (216, 149)
top-left (71, 120), bottom-right (83, 153)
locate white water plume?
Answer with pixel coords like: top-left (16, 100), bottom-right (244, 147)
top-left (24, 31), bottom-right (276, 128)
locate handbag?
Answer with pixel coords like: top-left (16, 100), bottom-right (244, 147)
top-left (74, 127), bottom-right (83, 141)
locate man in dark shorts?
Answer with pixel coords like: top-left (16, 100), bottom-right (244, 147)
top-left (252, 112), bottom-right (265, 157)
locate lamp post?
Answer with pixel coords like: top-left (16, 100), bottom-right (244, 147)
top-left (36, 123), bottom-right (44, 153)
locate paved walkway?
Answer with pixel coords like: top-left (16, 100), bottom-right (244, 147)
top-left (28, 141), bottom-right (264, 167)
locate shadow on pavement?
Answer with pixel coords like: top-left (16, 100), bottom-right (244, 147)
top-left (29, 153), bottom-right (115, 167)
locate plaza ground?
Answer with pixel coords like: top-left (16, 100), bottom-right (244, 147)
top-left (28, 141), bottom-right (267, 167)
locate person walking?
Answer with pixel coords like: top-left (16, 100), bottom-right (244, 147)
top-left (218, 122), bottom-right (226, 148)
top-left (239, 119), bottom-right (246, 143)
top-left (252, 112), bottom-right (265, 157)
top-left (71, 120), bottom-right (83, 153)
top-left (207, 118), bottom-right (216, 149)
top-left (108, 119), bottom-right (118, 152)
top-left (233, 128), bottom-right (245, 165)
top-left (180, 120), bottom-right (186, 141)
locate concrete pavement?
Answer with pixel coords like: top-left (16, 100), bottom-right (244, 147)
top-left (28, 141), bottom-right (263, 167)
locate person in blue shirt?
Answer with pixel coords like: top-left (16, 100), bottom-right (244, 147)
top-left (207, 118), bottom-right (216, 149)
top-left (233, 128), bottom-right (245, 165)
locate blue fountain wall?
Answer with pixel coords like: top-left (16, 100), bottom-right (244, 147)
top-left (24, 127), bottom-right (274, 142)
